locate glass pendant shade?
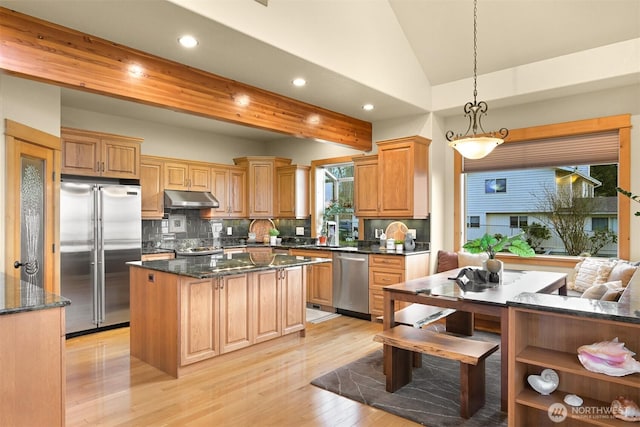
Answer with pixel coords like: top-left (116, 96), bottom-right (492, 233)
top-left (448, 136), bottom-right (504, 160)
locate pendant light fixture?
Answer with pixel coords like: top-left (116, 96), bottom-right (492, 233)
top-left (446, 0), bottom-right (508, 160)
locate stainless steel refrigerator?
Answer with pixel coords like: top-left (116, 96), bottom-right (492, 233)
top-left (60, 181), bottom-right (141, 336)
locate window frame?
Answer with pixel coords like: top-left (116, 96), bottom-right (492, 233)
top-left (453, 114), bottom-right (632, 268)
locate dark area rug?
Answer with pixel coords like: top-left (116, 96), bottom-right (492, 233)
top-left (311, 331), bottom-right (506, 426)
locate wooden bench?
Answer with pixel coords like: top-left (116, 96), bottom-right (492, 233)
top-left (374, 325), bottom-right (499, 418)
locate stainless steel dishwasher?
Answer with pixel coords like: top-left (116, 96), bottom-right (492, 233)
top-left (332, 252), bottom-right (369, 316)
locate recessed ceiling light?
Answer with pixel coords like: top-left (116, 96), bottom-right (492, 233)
top-left (178, 35), bottom-right (198, 48)
top-left (362, 104), bottom-right (374, 111)
top-left (292, 78), bottom-right (306, 87)
top-left (128, 65), bottom-right (144, 78)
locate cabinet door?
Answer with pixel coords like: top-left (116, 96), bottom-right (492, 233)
top-left (377, 137), bottom-right (429, 218)
top-left (378, 142), bottom-right (413, 216)
top-left (308, 262), bottom-right (333, 306)
top-left (277, 165), bottom-right (309, 218)
top-left (220, 274), bottom-right (253, 353)
top-left (61, 132), bottom-right (101, 176)
top-left (164, 161), bottom-right (189, 190)
top-left (252, 270), bottom-right (282, 343)
top-left (180, 278), bottom-right (219, 365)
top-left (140, 158), bottom-right (164, 219)
top-left (248, 161), bottom-right (274, 217)
top-left (281, 266), bottom-right (306, 335)
top-left (228, 167), bottom-right (247, 217)
top-left (206, 166), bottom-right (229, 217)
top-left (353, 156), bottom-right (379, 217)
top-left (188, 164), bottom-right (211, 192)
top-left (276, 166), bottom-right (296, 217)
top-left (101, 137), bottom-right (140, 179)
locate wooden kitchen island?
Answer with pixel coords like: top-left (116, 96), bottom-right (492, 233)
top-left (128, 253), bottom-right (329, 377)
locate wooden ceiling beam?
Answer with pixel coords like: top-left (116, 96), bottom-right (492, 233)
top-left (0, 7), bottom-right (372, 151)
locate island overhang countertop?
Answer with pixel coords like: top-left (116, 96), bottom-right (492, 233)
top-left (128, 252), bottom-right (331, 279)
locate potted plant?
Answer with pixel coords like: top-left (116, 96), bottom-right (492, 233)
top-left (463, 233), bottom-right (535, 282)
top-left (394, 239), bottom-right (404, 252)
top-left (268, 228), bottom-right (280, 245)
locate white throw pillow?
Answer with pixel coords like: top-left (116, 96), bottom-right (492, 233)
top-left (581, 280), bottom-right (623, 301)
top-left (570, 258), bottom-right (615, 292)
top-left (457, 251), bottom-right (489, 267)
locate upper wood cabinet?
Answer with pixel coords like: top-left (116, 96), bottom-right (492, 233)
top-left (201, 164), bottom-right (247, 219)
top-left (353, 155), bottom-right (379, 217)
top-left (234, 157), bottom-right (291, 218)
top-left (163, 160), bottom-right (211, 192)
top-left (276, 165), bottom-right (310, 219)
top-left (353, 136), bottom-right (430, 218)
top-left (140, 156), bottom-right (164, 219)
top-left (61, 127), bottom-right (142, 179)
top-left (377, 136), bottom-right (430, 218)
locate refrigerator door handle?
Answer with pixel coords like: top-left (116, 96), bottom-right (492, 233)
top-left (92, 186), bottom-right (101, 325)
top-left (96, 186), bottom-right (106, 325)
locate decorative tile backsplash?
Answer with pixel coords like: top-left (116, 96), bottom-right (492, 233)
top-left (142, 210), bottom-right (311, 248)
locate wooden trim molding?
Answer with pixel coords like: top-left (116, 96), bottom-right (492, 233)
top-left (453, 114), bottom-right (632, 262)
top-left (0, 7), bottom-right (372, 151)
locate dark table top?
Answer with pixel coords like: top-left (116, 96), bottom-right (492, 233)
top-left (384, 268), bottom-right (567, 307)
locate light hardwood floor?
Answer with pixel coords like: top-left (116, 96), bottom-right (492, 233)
top-left (65, 316), bottom-right (419, 426)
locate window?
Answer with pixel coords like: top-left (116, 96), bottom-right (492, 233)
top-left (485, 178), bottom-right (506, 193)
top-left (454, 115), bottom-right (632, 260)
top-left (322, 164), bottom-right (356, 244)
top-left (467, 216), bottom-right (480, 228)
top-left (592, 217), bottom-right (608, 231)
top-left (510, 216), bottom-right (528, 229)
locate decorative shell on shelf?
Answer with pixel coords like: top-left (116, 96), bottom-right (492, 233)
top-left (577, 337), bottom-right (640, 377)
top-left (611, 396), bottom-right (640, 422)
top-left (527, 368), bottom-right (559, 395)
top-left (564, 394), bottom-right (583, 407)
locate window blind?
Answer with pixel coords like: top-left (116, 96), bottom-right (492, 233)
top-left (462, 131), bottom-right (619, 173)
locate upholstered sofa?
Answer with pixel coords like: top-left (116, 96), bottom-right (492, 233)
top-left (566, 257), bottom-right (639, 302)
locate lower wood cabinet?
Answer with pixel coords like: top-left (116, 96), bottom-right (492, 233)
top-left (180, 277), bottom-right (219, 365)
top-left (141, 252), bottom-right (175, 261)
top-left (368, 253), bottom-right (429, 319)
top-left (131, 265), bottom-right (305, 377)
top-left (253, 270), bottom-right (282, 343)
top-left (0, 307), bottom-right (66, 427)
top-left (289, 249), bottom-right (332, 307)
top-left (281, 266), bottom-right (306, 335)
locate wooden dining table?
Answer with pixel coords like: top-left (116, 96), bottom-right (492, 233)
top-left (382, 268), bottom-right (567, 412)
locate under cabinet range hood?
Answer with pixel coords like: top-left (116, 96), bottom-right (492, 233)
top-left (164, 190), bottom-right (220, 209)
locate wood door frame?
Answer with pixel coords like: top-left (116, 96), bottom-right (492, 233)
top-left (5, 119), bottom-right (61, 293)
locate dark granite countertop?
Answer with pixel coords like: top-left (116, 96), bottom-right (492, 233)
top-left (128, 252), bottom-right (331, 279)
top-left (508, 291), bottom-right (640, 324)
top-left (0, 275), bottom-right (70, 316)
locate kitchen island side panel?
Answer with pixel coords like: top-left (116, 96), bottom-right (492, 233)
top-left (130, 267), bottom-right (179, 377)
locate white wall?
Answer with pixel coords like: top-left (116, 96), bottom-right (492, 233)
top-left (265, 137), bottom-right (364, 165)
top-left (62, 107), bottom-right (268, 164)
top-left (0, 75), bottom-right (61, 274)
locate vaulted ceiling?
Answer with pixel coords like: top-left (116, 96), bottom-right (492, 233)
top-left (2, 0), bottom-right (639, 141)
